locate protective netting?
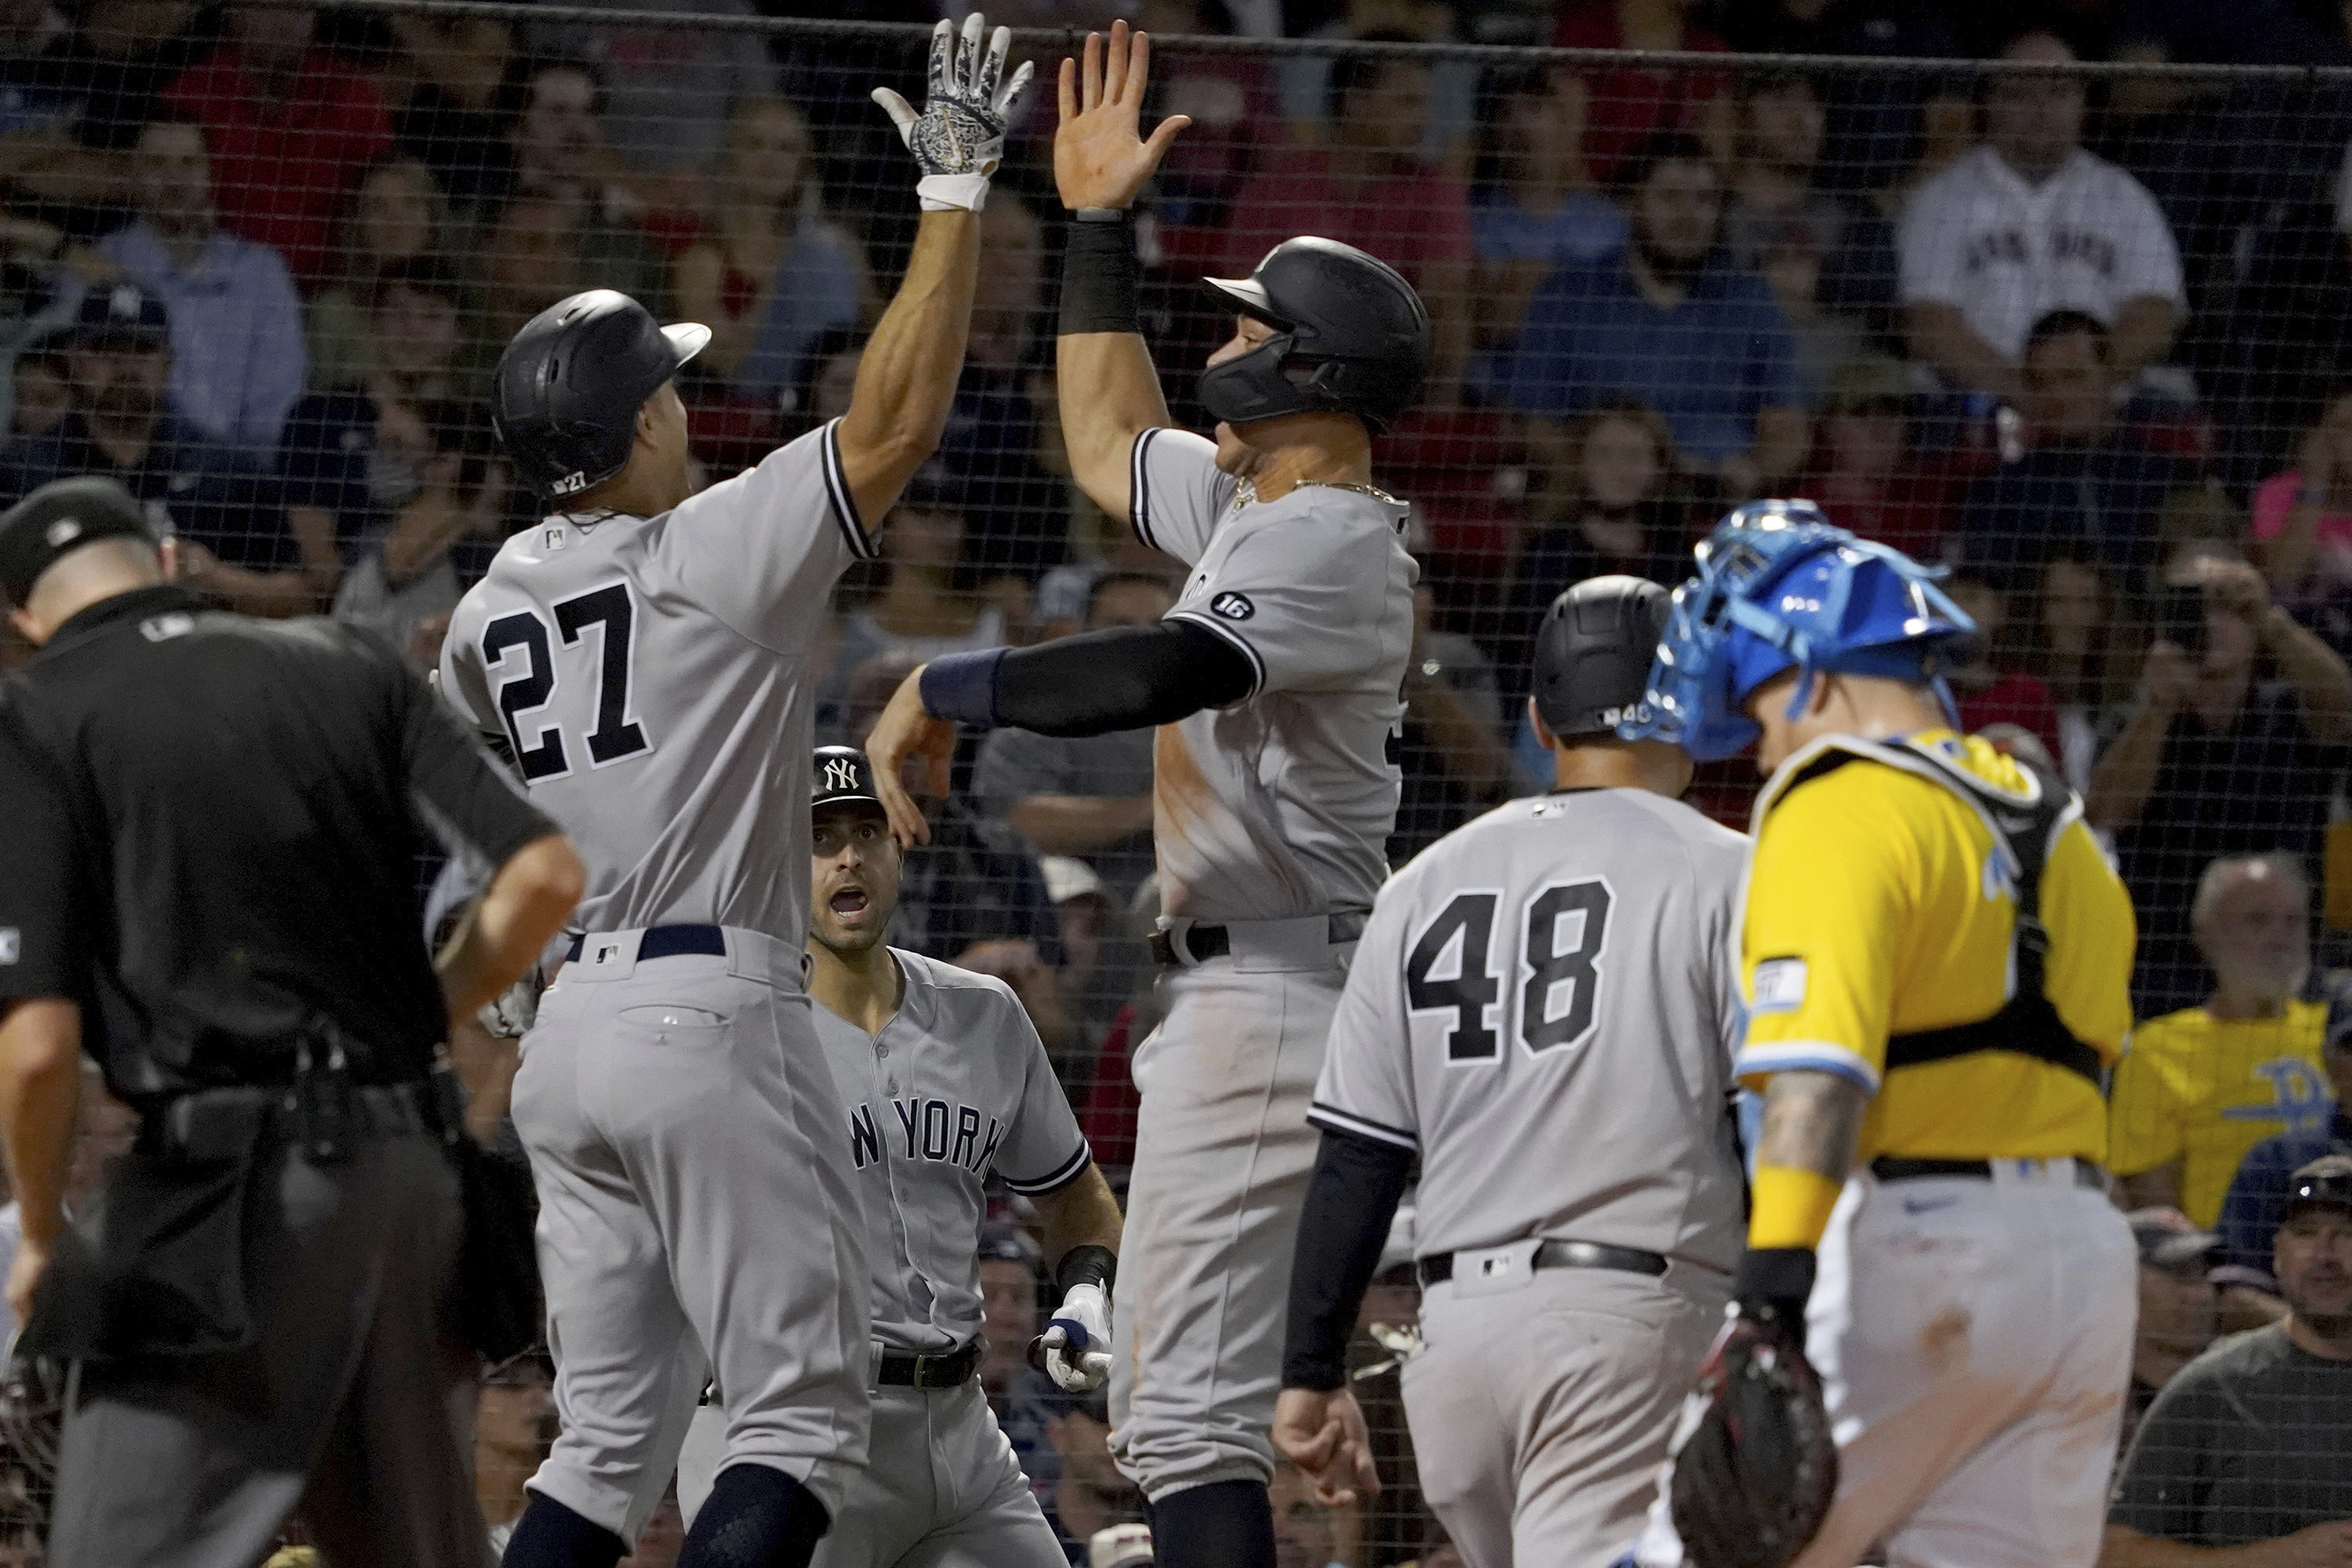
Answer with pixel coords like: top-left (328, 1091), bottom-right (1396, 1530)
top-left (7, 3), bottom-right (2352, 1563)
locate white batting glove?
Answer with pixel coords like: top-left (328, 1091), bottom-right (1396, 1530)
top-left (871, 13), bottom-right (1034, 212)
top-left (1040, 1281), bottom-right (1113, 1392)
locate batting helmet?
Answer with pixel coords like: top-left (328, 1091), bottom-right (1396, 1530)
top-left (1532, 575), bottom-right (1671, 739)
top-left (1197, 238), bottom-right (1430, 435)
top-left (492, 290), bottom-right (710, 499)
top-left (1618, 499), bottom-right (1977, 762)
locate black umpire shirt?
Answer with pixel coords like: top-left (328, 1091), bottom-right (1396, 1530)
top-left (0, 584), bottom-right (554, 1102)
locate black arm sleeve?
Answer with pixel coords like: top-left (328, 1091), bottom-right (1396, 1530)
top-left (394, 658), bottom-right (561, 868)
top-left (1280, 1124), bottom-right (1416, 1392)
top-left (992, 619), bottom-right (1254, 737)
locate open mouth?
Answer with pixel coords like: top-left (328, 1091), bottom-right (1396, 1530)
top-left (829, 887), bottom-right (870, 916)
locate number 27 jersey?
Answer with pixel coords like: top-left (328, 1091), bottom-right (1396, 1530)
top-left (440, 421), bottom-right (875, 942)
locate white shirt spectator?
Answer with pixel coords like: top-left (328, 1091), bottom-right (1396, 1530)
top-left (1899, 145), bottom-right (2183, 362)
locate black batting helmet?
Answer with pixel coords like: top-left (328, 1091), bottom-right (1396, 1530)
top-left (1533, 575), bottom-right (1671, 739)
top-left (1197, 238), bottom-right (1430, 436)
top-left (492, 290), bottom-right (710, 500)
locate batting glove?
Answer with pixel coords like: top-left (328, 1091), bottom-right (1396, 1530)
top-left (1040, 1280), bottom-right (1114, 1392)
top-left (872, 13), bottom-right (1034, 213)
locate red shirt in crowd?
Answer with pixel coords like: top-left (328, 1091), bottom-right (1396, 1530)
top-left (1552, 2), bottom-right (1730, 184)
top-left (1957, 671), bottom-right (2063, 764)
top-left (1216, 147), bottom-right (1472, 290)
top-left (163, 46), bottom-right (394, 290)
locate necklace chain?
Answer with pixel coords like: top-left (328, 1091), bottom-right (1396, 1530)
top-left (1239, 478), bottom-right (1404, 508)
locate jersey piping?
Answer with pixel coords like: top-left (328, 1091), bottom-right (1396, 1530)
top-left (1307, 1099), bottom-right (1420, 1152)
top-left (1000, 1140), bottom-right (1093, 1196)
top-left (818, 419), bottom-right (877, 563)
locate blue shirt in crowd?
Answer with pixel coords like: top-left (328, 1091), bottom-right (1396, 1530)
top-left (1502, 252), bottom-right (1802, 466)
top-left (2216, 1107), bottom-right (2352, 1285)
top-left (90, 220), bottom-right (308, 455)
top-left (734, 218), bottom-right (865, 407)
top-left (1469, 192), bottom-right (1628, 269)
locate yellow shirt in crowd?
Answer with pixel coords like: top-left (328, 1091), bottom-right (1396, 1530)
top-left (2107, 1000), bottom-right (2333, 1227)
top-left (1737, 730), bottom-right (2138, 1164)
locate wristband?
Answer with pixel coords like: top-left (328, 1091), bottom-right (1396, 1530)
top-left (1055, 1242), bottom-right (1117, 1301)
top-left (918, 647), bottom-right (1004, 728)
top-left (1734, 1245), bottom-right (1818, 1321)
top-left (1748, 1163), bottom-right (1844, 1251)
top-left (1059, 213), bottom-right (1141, 338)
top-left (916, 172), bottom-right (991, 212)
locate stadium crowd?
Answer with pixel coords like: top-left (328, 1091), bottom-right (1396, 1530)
top-left (6, 0), bottom-right (2352, 1562)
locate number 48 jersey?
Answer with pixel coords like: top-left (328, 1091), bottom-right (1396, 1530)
top-left (439, 421), bottom-right (875, 942)
top-left (1312, 788), bottom-right (1751, 1271)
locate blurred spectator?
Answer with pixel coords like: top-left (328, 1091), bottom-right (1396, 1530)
top-left (1038, 1385), bottom-right (1146, 1559)
top-left (1218, 42), bottom-right (1473, 401)
top-left (2252, 383), bottom-right (2352, 601)
top-left (1504, 133), bottom-right (1808, 502)
top-left (670, 96), bottom-right (866, 408)
top-left (831, 470), bottom-right (1015, 686)
top-left (2121, 1207), bottom-right (2221, 1455)
top-left (938, 195), bottom-right (1066, 576)
top-left (1466, 66), bottom-right (1626, 390)
top-left (1502, 397), bottom-right (1684, 676)
top-left (2104, 1157), bottom-right (2352, 1561)
top-left (1944, 563), bottom-right (2063, 759)
top-left (528, 0), bottom-right (780, 180)
top-left (2219, 991), bottom-right (2352, 1290)
top-left (1393, 583), bottom-right (1510, 862)
top-left (0, 1060), bottom-right (136, 1345)
top-left (1756, 223), bottom-right (1864, 416)
top-left (977, 1221), bottom-right (1045, 1410)
top-left (974, 572), bottom-right (1171, 913)
top-left (328, 401), bottom-right (507, 666)
top-left (1712, 1), bottom-right (1962, 199)
top-left (476, 1358), bottom-right (557, 1559)
top-left (387, 14), bottom-right (518, 214)
top-left (161, 2), bottom-right (396, 289)
top-left (476, 60), bottom-right (669, 336)
top-left (1722, 70), bottom-right (1898, 332)
top-left (2109, 854), bottom-right (2336, 1224)
top-left (2089, 554), bottom-right (2352, 1013)
top-left (1275, 4), bottom-right (1479, 167)
top-left (618, 1489), bottom-right (688, 1568)
top-left (93, 114), bottom-right (305, 452)
top-left (0, 281), bottom-right (337, 615)
top-left (1899, 30), bottom-right (2183, 401)
top-left (1550, 0), bottom-right (1731, 187)
top-left (1958, 310), bottom-right (2197, 587)
top-left (306, 157), bottom-right (451, 391)
top-left (1132, 0), bottom-right (1278, 230)
top-left (1799, 355), bottom-right (1951, 564)
top-left (11, 349), bottom-right (69, 438)
top-left (2031, 551), bottom-right (2131, 791)
top-left (7, 0), bottom-right (212, 212)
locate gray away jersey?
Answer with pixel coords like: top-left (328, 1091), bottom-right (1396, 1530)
top-left (1312, 789), bottom-right (1751, 1272)
top-left (1129, 428), bottom-right (1415, 924)
top-left (441, 420), bottom-right (875, 943)
top-left (819, 950), bottom-right (1091, 1352)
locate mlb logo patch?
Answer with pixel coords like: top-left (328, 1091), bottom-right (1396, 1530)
top-left (1751, 956), bottom-right (1808, 1014)
top-left (1210, 591), bottom-right (1254, 621)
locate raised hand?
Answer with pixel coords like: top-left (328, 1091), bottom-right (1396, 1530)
top-left (873, 13), bottom-right (1036, 211)
top-left (1054, 20), bottom-right (1191, 213)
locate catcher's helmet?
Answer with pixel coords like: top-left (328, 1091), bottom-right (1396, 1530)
top-left (1618, 499), bottom-right (1977, 763)
top-left (1532, 575), bottom-right (1671, 739)
top-left (1197, 238), bottom-right (1430, 436)
top-left (492, 290), bottom-right (710, 499)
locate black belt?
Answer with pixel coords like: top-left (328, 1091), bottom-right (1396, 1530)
top-left (1871, 1156), bottom-right (2107, 1190)
top-left (566, 924), bottom-right (727, 964)
top-left (1148, 913), bottom-right (1369, 967)
top-left (876, 1338), bottom-right (985, 1390)
top-left (1417, 1238), bottom-right (1669, 1287)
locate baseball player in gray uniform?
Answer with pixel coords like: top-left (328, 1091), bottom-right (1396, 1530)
top-left (1272, 579), bottom-right (1749, 1568)
top-left (862, 26), bottom-right (1425, 1567)
top-left (675, 746), bottom-right (1125, 1565)
top-left (437, 25), bottom-right (1033, 1568)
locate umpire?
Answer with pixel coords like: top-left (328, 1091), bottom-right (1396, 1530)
top-left (0, 476), bottom-right (585, 1566)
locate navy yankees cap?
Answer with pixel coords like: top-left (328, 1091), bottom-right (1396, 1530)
top-left (811, 746), bottom-right (884, 812)
top-left (2284, 1155), bottom-right (2352, 1221)
top-left (67, 281), bottom-right (170, 348)
top-left (0, 477), bottom-right (156, 605)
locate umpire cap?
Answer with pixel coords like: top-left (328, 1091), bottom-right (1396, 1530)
top-left (812, 746), bottom-right (884, 812)
top-left (492, 290), bottom-right (710, 500)
top-left (1197, 238), bottom-right (1430, 435)
top-left (0, 477), bottom-right (156, 605)
top-left (1532, 575), bottom-right (1671, 739)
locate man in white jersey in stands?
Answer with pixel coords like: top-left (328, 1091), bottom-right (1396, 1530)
top-left (862, 24), bottom-right (1425, 1567)
top-left (437, 22), bottom-right (1032, 1568)
top-left (1270, 578), bottom-right (1749, 1568)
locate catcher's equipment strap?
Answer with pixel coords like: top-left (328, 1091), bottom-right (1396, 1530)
top-left (1670, 1319), bottom-right (1839, 1568)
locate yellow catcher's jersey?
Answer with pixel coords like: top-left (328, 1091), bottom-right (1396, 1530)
top-left (2107, 1000), bottom-right (2332, 1227)
top-left (1736, 729), bottom-right (2136, 1163)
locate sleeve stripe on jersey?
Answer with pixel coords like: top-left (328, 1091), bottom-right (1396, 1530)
top-left (1733, 1040), bottom-right (1882, 1095)
top-left (1129, 429), bottom-right (1160, 552)
top-left (820, 420), bottom-right (879, 562)
top-left (1165, 609), bottom-right (1265, 700)
top-left (1308, 1102), bottom-right (1419, 1152)
top-left (1002, 1141), bottom-right (1093, 1196)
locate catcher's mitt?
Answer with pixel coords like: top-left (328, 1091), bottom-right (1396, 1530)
top-left (1668, 1316), bottom-right (1838, 1568)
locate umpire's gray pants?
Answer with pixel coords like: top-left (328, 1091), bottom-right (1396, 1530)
top-left (47, 1134), bottom-right (489, 1568)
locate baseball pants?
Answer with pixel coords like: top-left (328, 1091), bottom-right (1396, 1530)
top-left (1627, 1159), bottom-right (2136, 1568)
top-left (676, 1374), bottom-right (1064, 1566)
top-left (1109, 924), bottom-right (1351, 1501)
top-left (1406, 1260), bottom-right (1726, 1568)
top-left (515, 925), bottom-right (871, 1546)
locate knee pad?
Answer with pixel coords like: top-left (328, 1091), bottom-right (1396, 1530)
top-left (679, 1462), bottom-right (831, 1568)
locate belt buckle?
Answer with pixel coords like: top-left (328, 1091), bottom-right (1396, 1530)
top-left (1452, 1239), bottom-right (1542, 1298)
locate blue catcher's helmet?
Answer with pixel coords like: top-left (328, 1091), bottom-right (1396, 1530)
top-left (1617, 499), bottom-right (1977, 762)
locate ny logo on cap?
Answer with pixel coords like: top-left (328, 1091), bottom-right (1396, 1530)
top-left (825, 757), bottom-right (861, 793)
top-left (107, 284), bottom-right (143, 318)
